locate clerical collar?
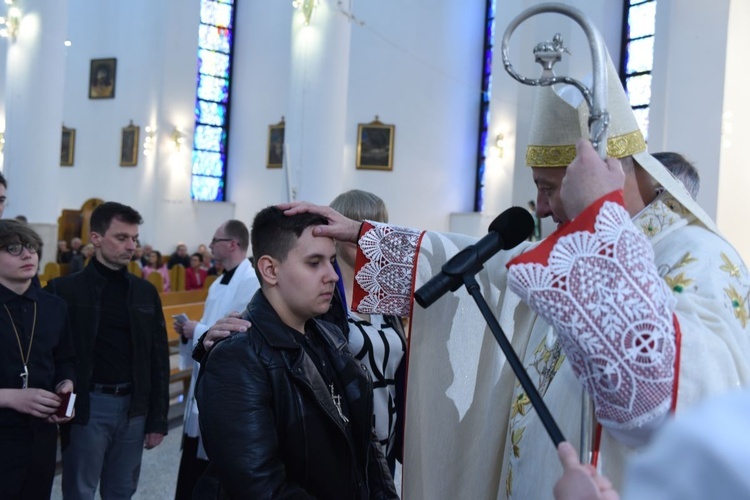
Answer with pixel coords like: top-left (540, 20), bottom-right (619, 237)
top-left (220, 263), bottom-right (238, 285)
top-left (92, 256), bottom-right (128, 281)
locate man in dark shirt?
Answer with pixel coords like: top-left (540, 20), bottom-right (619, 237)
top-left (0, 220), bottom-right (76, 499)
top-left (46, 202), bottom-right (170, 499)
top-left (167, 243), bottom-right (191, 269)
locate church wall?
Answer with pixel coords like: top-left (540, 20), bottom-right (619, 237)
top-left (648, 0), bottom-right (729, 223)
top-left (226, 0), bottom-right (486, 232)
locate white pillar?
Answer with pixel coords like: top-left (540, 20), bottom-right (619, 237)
top-left (3, 0), bottom-right (68, 223)
top-left (285, 1), bottom-right (352, 205)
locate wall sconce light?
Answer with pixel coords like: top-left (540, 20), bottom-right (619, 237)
top-left (171, 126), bottom-right (186, 152)
top-left (0, 1), bottom-right (21, 41)
top-left (143, 126), bottom-right (156, 156)
top-left (292, 0), bottom-right (319, 26)
top-left (495, 134), bottom-right (505, 159)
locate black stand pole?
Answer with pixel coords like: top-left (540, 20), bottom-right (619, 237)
top-left (462, 273), bottom-right (565, 446)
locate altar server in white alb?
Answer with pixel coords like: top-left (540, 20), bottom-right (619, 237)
top-left (173, 220), bottom-right (260, 499)
top-left (281, 50), bottom-right (750, 499)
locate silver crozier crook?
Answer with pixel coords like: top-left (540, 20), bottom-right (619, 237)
top-left (501, 2), bottom-right (609, 159)
top-left (501, 2), bottom-right (611, 464)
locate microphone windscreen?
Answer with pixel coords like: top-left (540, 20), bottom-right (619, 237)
top-left (488, 206), bottom-right (535, 250)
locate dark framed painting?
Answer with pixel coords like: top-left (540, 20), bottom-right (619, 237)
top-left (89, 58), bottom-right (117, 99)
top-left (356, 118), bottom-right (395, 170)
top-left (120, 122), bottom-right (139, 167)
top-left (267, 119), bottom-right (285, 168)
top-left (60, 126), bottom-right (75, 166)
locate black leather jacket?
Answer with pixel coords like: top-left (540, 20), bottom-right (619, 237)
top-left (195, 291), bottom-right (398, 499)
top-left (45, 260), bottom-right (170, 435)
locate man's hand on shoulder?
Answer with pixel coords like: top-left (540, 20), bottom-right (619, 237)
top-left (203, 313), bottom-right (252, 350)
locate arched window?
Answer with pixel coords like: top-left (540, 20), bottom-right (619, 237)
top-left (191, 0), bottom-right (237, 202)
top-left (621, 0), bottom-right (656, 140)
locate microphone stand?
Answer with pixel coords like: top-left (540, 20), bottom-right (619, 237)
top-left (462, 272), bottom-right (565, 447)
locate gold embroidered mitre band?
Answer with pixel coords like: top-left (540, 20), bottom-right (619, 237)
top-left (524, 50), bottom-right (718, 233)
top-left (526, 130), bottom-right (647, 167)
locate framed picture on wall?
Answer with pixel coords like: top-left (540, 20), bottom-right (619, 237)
top-left (89, 58), bottom-right (117, 99)
top-left (356, 117), bottom-right (395, 170)
top-left (120, 121), bottom-right (139, 167)
top-left (267, 118), bottom-right (285, 168)
top-left (60, 126), bottom-right (76, 166)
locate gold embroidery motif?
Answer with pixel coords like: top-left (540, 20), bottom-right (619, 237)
top-left (510, 392), bottom-right (531, 419)
top-left (526, 130), bottom-right (646, 167)
top-left (725, 285), bottom-right (749, 328)
top-left (720, 253), bottom-right (741, 278)
top-left (664, 272), bottom-right (694, 294)
top-left (505, 465), bottom-right (513, 498)
top-left (505, 335), bottom-right (565, 498)
top-left (511, 427), bottom-right (525, 458)
top-left (674, 252), bottom-right (698, 270)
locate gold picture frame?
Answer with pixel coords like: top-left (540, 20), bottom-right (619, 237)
top-left (267, 118), bottom-right (285, 168)
top-left (120, 121), bottom-right (139, 167)
top-left (60, 126), bottom-right (76, 166)
top-left (356, 118), bottom-right (395, 170)
top-left (89, 58), bottom-right (117, 99)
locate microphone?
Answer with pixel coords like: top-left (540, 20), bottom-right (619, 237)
top-left (414, 206), bottom-right (534, 308)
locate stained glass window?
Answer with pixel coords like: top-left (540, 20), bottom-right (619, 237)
top-left (474, 0), bottom-right (496, 212)
top-left (191, 0), bottom-right (236, 201)
top-left (621, 0), bottom-right (657, 140)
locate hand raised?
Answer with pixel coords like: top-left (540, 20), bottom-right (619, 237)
top-left (560, 139), bottom-right (625, 220)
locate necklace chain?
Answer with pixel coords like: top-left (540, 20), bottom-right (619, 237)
top-left (4, 301), bottom-right (37, 389)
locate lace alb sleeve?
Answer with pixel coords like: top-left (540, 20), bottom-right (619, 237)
top-left (507, 191), bottom-right (677, 429)
top-left (352, 221), bottom-right (424, 317)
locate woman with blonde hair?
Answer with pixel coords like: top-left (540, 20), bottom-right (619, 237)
top-left (328, 189), bottom-right (406, 473)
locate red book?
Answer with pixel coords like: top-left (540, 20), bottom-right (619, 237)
top-left (55, 392), bottom-right (76, 418)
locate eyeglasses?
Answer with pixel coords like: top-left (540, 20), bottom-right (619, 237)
top-left (2, 242), bottom-right (39, 256)
top-left (210, 237), bottom-right (234, 246)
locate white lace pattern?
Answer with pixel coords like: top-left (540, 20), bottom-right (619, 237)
top-left (355, 222), bottom-right (422, 316)
top-left (508, 201), bottom-right (677, 429)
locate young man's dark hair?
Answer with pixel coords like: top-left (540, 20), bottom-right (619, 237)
top-left (222, 219), bottom-right (251, 252)
top-left (0, 171), bottom-right (7, 189)
top-left (89, 202), bottom-right (143, 235)
top-left (0, 219), bottom-right (43, 259)
top-left (195, 206), bottom-right (397, 499)
top-left (250, 207), bottom-right (328, 264)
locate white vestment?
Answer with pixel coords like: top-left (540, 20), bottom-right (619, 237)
top-left (179, 258), bottom-right (260, 458)
top-left (351, 191), bottom-right (750, 499)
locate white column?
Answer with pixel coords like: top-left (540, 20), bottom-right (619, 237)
top-left (716, 0), bottom-right (750, 263)
top-left (3, 0), bottom-right (68, 223)
top-left (285, 1), bottom-right (352, 205)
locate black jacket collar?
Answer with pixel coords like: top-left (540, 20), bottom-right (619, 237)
top-left (242, 290), bottom-right (346, 352)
